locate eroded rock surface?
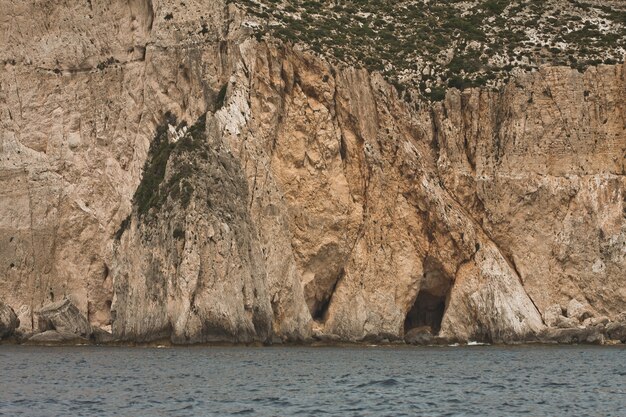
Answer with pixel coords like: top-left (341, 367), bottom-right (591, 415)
top-left (404, 326), bottom-right (434, 346)
top-left (606, 314), bottom-right (626, 343)
top-left (0, 302), bottom-right (19, 339)
top-left (539, 325), bottom-right (606, 345)
top-left (27, 330), bottom-right (87, 345)
top-left (36, 299), bottom-right (92, 338)
top-left (0, 0), bottom-right (624, 344)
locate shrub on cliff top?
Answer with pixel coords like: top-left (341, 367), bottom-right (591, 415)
top-left (234, 0), bottom-right (626, 101)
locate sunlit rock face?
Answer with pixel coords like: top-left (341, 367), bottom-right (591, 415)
top-left (0, 0), bottom-right (624, 344)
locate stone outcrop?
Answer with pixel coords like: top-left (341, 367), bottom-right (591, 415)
top-left (111, 115), bottom-right (288, 343)
top-left (0, 302), bottom-right (19, 339)
top-left (27, 330), bottom-right (87, 345)
top-left (431, 65), bottom-right (626, 320)
top-left (36, 299), bottom-right (92, 338)
top-left (543, 304), bottom-right (566, 328)
top-left (538, 302), bottom-right (626, 344)
top-left (0, 0), bottom-right (624, 345)
top-left (538, 325), bottom-right (606, 345)
top-left (606, 322), bottom-right (626, 343)
top-left (404, 326), bottom-right (434, 346)
top-left (567, 299), bottom-right (595, 322)
top-left (605, 313), bottom-right (626, 343)
top-left (92, 327), bottom-right (116, 344)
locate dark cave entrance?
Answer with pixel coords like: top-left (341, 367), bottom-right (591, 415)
top-left (311, 295), bottom-right (332, 322)
top-left (404, 256), bottom-right (451, 335)
top-left (404, 291), bottom-right (446, 334)
top-left (308, 268), bottom-right (343, 322)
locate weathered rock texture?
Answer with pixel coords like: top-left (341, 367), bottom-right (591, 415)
top-left (36, 299), bottom-right (92, 338)
top-left (27, 330), bottom-right (87, 345)
top-left (0, 301), bottom-right (19, 339)
top-left (0, 0), bottom-right (624, 344)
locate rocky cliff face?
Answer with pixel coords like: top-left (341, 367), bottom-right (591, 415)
top-left (0, 0), bottom-right (624, 344)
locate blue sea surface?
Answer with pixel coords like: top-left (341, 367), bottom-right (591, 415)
top-left (0, 345), bottom-right (624, 416)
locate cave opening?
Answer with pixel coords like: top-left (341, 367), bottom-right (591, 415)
top-left (312, 294), bottom-right (332, 322)
top-left (309, 269), bottom-right (342, 322)
top-left (404, 256), bottom-right (451, 335)
top-left (404, 290), bottom-right (446, 334)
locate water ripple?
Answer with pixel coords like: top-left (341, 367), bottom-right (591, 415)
top-left (0, 345), bottom-right (624, 416)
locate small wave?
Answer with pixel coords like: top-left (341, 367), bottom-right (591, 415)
top-left (467, 341), bottom-right (490, 346)
top-left (253, 396), bottom-right (279, 403)
top-left (232, 408), bottom-right (255, 415)
top-left (542, 382), bottom-right (571, 387)
top-left (72, 399), bottom-right (103, 405)
top-left (356, 378), bottom-right (400, 388)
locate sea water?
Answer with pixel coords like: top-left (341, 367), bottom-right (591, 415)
top-left (1, 345), bottom-right (624, 416)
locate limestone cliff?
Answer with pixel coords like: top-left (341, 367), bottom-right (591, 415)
top-left (0, 0), bottom-right (624, 344)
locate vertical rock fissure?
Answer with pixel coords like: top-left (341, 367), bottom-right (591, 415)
top-left (507, 255), bottom-right (544, 323)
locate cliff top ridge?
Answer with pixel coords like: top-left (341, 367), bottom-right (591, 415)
top-left (233, 0), bottom-right (626, 100)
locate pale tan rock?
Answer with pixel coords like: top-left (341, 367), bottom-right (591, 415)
top-left (539, 325), bottom-right (606, 345)
top-left (606, 322), bottom-right (626, 343)
top-left (0, 0), bottom-right (624, 345)
top-left (567, 299), bottom-right (595, 322)
top-left (405, 326), bottom-right (433, 345)
top-left (36, 299), bottom-right (92, 338)
top-left (438, 243), bottom-right (545, 343)
top-left (434, 66), bottom-right (626, 320)
top-left (590, 316), bottom-right (610, 326)
top-left (0, 302), bottom-right (19, 339)
top-left (27, 330), bottom-right (87, 345)
top-left (557, 317), bottom-right (581, 329)
top-left (543, 304), bottom-right (565, 327)
top-left (92, 327), bottom-right (116, 344)
top-left (111, 114), bottom-right (278, 344)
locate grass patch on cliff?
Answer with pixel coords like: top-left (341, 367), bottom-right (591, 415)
top-left (133, 113), bottom-right (208, 219)
top-left (114, 215), bottom-right (131, 240)
top-left (133, 112), bottom-right (177, 217)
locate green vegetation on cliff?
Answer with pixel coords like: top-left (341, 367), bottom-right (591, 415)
top-left (234, 0), bottom-right (626, 100)
top-left (133, 113), bottom-right (208, 219)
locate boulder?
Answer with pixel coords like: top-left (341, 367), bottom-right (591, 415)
top-left (405, 326), bottom-right (434, 345)
top-left (432, 335), bottom-right (459, 345)
top-left (541, 303), bottom-right (583, 329)
top-left (606, 322), bottom-right (626, 343)
top-left (15, 305), bottom-right (33, 332)
top-left (311, 331), bottom-right (341, 343)
top-left (362, 332), bottom-right (401, 344)
top-left (36, 299), bottom-right (92, 338)
top-left (27, 330), bottom-right (87, 344)
top-left (557, 316), bottom-right (580, 329)
top-left (92, 327), bottom-right (116, 344)
top-left (538, 325), bottom-right (605, 345)
top-left (0, 302), bottom-right (19, 339)
top-left (542, 304), bottom-right (565, 327)
top-left (584, 316), bottom-right (610, 327)
top-left (566, 299), bottom-right (594, 322)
